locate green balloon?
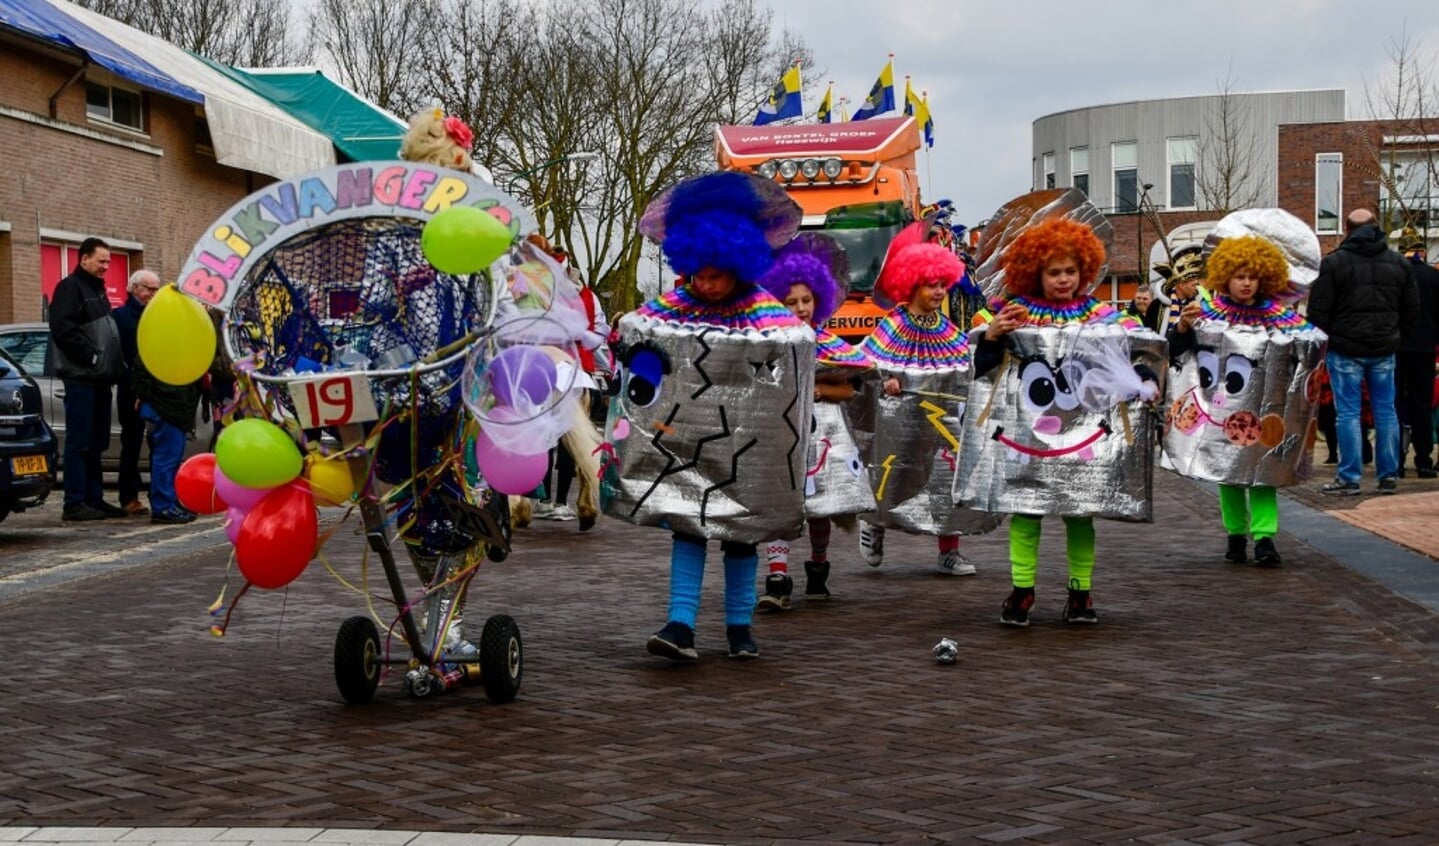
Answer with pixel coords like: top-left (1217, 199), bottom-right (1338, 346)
top-left (215, 418), bottom-right (303, 489)
top-left (422, 206), bottom-right (514, 275)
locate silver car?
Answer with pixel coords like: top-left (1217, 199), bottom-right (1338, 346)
top-left (0, 323), bottom-right (214, 471)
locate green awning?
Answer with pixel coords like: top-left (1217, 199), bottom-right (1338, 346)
top-left (201, 60), bottom-right (407, 163)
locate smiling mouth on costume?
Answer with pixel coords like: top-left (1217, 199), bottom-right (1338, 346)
top-left (991, 422), bottom-right (1111, 461)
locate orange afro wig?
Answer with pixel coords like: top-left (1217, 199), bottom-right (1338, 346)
top-left (874, 242), bottom-right (964, 306)
top-left (998, 218), bottom-right (1107, 298)
top-left (1203, 236), bottom-right (1289, 299)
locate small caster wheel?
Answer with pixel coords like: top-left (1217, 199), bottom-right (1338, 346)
top-left (334, 616), bottom-right (381, 704)
top-left (480, 614), bottom-right (522, 703)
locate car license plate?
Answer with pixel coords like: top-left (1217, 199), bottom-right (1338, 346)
top-left (11, 454), bottom-right (48, 476)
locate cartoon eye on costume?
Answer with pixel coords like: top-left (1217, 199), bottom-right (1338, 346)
top-left (845, 452), bottom-right (865, 477)
top-left (810, 411), bottom-right (818, 435)
top-left (1019, 359), bottom-right (1077, 413)
top-left (619, 342), bottom-right (670, 408)
top-left (1196, 349), bottom-right (1219, 391)
top-left (1222, 354), bottom-right (1254, 395)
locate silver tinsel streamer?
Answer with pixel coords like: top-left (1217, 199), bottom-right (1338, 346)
top-left (601, 315), bottom-right (815, 542)
top-left (956, 324), bottom-right (1167, 521)
top-left (1161, 322), bottom-right (1327, 487)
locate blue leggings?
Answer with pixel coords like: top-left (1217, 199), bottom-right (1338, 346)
top-left (666, 533), bottom-right (758, 628)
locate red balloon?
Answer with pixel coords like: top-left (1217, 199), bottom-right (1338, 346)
top-left (176, 453), bottom-right (228, 515)
top-left (235, 480), bottom-right (318, 589)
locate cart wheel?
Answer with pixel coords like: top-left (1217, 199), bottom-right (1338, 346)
top-left (334, 616), bottom-right (381, 704)
top-left (485, 496), bottom-right (512, 563)
top-left (479, 614), bottom-right (522, 703)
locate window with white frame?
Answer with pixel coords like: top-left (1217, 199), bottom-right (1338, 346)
top-left (1167, 136), bottom-right (1197, 209)
top-left (85, 80), bottom-right (143, 132)
top-left (1315, 153), bottom-right (1343, 234)
top-left (1113, 142), bottom-right (1138, 212)
top-left (1071, 147), bottom-right (1089, 196)
top-left (1042, 152), bottom-right (1056, 189)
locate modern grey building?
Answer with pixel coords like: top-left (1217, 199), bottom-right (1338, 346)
top-left (1032, 89), bottom-right (1346, 214)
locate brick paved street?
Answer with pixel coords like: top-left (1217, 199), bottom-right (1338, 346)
top-left (2, 472), bottom-right (1439, 844)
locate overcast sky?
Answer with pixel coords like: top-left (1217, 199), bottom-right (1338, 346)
top-left (768, 0), bottom-right (1439, 226)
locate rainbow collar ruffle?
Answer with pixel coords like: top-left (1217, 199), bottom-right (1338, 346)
top-left (1001, 295), bottom-right (1137, 328)
top-left (860, 307), bottom-right (971, 369)
top-left (636, 285), bottom-right (802, 331)
top-left (1201, 295), bottom-right (1311, 332)
top-left (815, 327), bottom-right (873, 370)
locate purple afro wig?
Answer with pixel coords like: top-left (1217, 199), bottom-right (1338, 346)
top-left (756, 239), bottom-right (846, 325)
top-left (660, 209), bottom-right (774, 283)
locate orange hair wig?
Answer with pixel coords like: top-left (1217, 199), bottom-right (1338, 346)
top-left (1203, 236), bottom-right (1289, 299)
top-left (998, 218), bottom-right (1107, 297)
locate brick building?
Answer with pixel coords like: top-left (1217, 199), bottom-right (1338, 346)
top-left (0, 0), bottom-right (338, 323)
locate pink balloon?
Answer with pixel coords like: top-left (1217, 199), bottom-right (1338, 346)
top-left (224, 505), bottom-right (247, 545)
top-left (474, 430), bottom-right (548, 495)
top-left (214, 467), bottom-right (275, 511)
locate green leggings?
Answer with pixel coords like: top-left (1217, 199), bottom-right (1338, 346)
top-left (1009, 514), bottom-right (1096, 590)
top-left (1217, 484), bottom-right (1277, 539)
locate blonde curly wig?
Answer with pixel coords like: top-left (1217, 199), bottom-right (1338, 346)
top-left (398, 108), bottom-right (473, 172)
top-left (1203, 236), bottom-right (1289, 299)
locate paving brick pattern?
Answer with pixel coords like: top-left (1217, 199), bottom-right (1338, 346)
top-left (1285, 457), bottom-right (1439, 561)
top-left (2, 473), bottom-right (1439, 844)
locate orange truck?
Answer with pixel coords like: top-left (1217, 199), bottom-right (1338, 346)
top-left (714, 116), bottom-right (924, 341)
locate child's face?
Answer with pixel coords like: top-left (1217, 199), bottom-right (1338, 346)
top-left (1041, 254), bottom-right (1081, 301)
top-left (910, 280), bottom-right (948, 315)
top-left (783, 283), bottom-right (816, 324)
top-left (690, 267), bottom-right (738, 303)
top-left (1226, 268), bottom-right (1260, 304)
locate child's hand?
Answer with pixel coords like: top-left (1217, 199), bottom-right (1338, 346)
top-left (987, 302), bottom-right (1029, 338)
top-left (882, 377), bottom-right (902, 396)
top-left (1176, 300), bottom-right (1202, 332)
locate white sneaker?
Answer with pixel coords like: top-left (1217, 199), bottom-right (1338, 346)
top-left (937, 550), bottom-right (976, 576)
top-left (546, 503), bottom-right (576, 521)
top-left (860, 523), bottom-right (885, 567)
top-left (532, 499), bottom-right (556, 519)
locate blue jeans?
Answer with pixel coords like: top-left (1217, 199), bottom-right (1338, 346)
top-left (1327, 352), bottom-right (1400, 484)
top-left (140, 403), bottom-right (186, 514)
top-left (61, 381), bottom-right (111, 507)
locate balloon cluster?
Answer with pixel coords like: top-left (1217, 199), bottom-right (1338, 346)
top-left (461, 343), bottom-right (576, 496)
top-left (176, 419), bottom-right (351, 589)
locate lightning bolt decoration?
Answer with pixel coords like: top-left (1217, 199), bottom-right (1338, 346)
top-left (874, 453), bottom-right (898, 500)
top-left (919, 399), bottom-right (960, 451)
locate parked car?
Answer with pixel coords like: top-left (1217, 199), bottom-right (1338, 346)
top-left (0, 323), bottom-right (214, 471)
top-left (0, 346), bottom-right (58, 522)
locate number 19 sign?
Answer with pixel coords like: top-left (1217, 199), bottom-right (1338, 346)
top-left (287, 373), bottom-right (380, 428)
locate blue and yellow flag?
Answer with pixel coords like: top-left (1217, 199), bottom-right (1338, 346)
top-left (852, 59), bottom-right (896, 121)
top-left (755, 64), bottom-right (803, 126)
top-left (904, 79), bottom-right (934, 148)
top-left (816, 83), bottom-right (834, 124)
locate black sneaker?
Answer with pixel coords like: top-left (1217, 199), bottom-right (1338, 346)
top-left (756, 573), bottom-right (793, 612)
top-left (803, 560), bottom-right (831, 600)
top-left (1062, 589), bottom-right (1099, 624)
top-left (726, 625), bottom-right (759, 659)
top-left (151, 508), bottom-right (196, 525)
top-left (646, 621), bottom-right (698, 661)
top-left (1418, 466), bottom-right (1437, 479)
top-left (88, 500), bottom-right (127, 518)
top-left (1000, 586), bottom-right (1035, 627)
top-left (62, 503), bottom-right (107, 522)
top-left (1253, 537), bottom-right (1282, 567)
top-left (1321, 480), bottom-right (1362, 496)
top-left (1225, 534), bottom-right (1247, 563)
top-left (1378, 477), bottom-right (1398, 495)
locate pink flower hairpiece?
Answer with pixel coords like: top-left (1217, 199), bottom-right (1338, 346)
top-left (442, 116), bottom-right (473, 150)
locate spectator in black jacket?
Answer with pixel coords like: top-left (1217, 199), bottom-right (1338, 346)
top-left (47, 237), bottom-right (125, 521)
top-left (1397, 234), bottom-right (1439, 478)
top-left (1308, 210), bottom-right (1422, 494)
top-left (111, 270), bottom-right (161, 516)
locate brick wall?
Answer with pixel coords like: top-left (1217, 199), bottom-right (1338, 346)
top-left (0, 38), bottom-right (261, 323)
top-left (1276, 121), bottom-right (1394, 255)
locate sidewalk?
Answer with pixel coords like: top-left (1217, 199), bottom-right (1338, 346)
top-left (1283, 449), bottom-right (1439, 561)
top-left (0, 828), bottom-right (715, 846)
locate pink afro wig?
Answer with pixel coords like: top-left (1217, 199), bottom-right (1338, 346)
top-left (875, 242), bottom-right (964, 306)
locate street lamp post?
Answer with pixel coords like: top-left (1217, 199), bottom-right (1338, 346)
top-left (503, 151), bottom-right (600, 196)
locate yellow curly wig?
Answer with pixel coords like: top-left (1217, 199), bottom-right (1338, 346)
top-left (998, 218), bottom-right (1107, 297)
top-left (1203, 236), bottom-right (1289, 299)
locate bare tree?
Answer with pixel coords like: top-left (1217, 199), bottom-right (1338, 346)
top-left (1195, 69), bottom-right (1265, 213)
top-left (310, 0), bottom-right (434, 115)
top-left (72, 0), bottom-right (308, 67)
top-left (1360, 29), bottom-right (1439, 235)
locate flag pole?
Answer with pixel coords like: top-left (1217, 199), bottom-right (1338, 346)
top-left (923, 89), bottom-right (933, 202)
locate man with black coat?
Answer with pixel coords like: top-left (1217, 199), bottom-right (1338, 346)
top-left (48, 237), bottom-right (126, 520)
top-left (1308, 210), bottom-right (1421, 494)
top-left (1397, 234), bottom-right (1439, 477)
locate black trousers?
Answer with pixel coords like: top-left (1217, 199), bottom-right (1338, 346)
top-left (116, 383), bottom-right (147, 504)
top-left (1396, 350), bottom-right (1435, 470)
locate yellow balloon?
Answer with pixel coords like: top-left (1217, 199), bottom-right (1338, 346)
top-left (306, 454), bottom-right (356, 507)
top-left (137, 286), bottom-right (217, 385)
